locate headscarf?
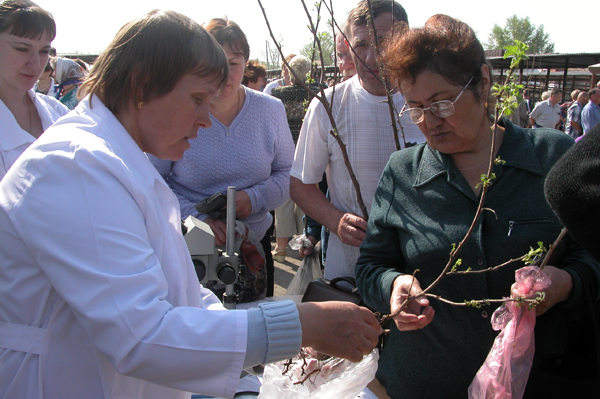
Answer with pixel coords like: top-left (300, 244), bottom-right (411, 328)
top-left (51, 57), bottom-right (86, 100)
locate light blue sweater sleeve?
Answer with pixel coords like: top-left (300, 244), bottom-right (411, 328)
top-left (243, 300), bottom-right (301, 368)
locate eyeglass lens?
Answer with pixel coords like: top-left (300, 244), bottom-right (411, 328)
top-left (407, 101), bottom-right (454, 123)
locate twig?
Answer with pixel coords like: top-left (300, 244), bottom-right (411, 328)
top-left (256, 0), bottom-right (369, 219)
top-left (539, 227), bottom-right (567, 270)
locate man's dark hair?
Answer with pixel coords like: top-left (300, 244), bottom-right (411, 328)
top-left (346, 0), bottom-right (408, 36)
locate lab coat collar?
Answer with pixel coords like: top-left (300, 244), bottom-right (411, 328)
top-left (0, 91), bottom-right (36, 151)
top-left (73, 95), bottom-right (182, 232)
top-left (74, 95), bottom-right (169, 189)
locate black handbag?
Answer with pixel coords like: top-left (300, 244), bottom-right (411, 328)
top-left (524, 263), bottom-right (600, 397)
top-left (301, 277), bottom-right (363, 305)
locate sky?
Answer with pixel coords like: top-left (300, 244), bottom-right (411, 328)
top-left (36, 0), bottom-right (600, 61)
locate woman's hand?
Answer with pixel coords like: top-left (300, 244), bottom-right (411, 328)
top-left (235, 190), bottom-right (252, 219)
top-left (335, 213), bottom-right (367, 247)
top-left (298, 235), bottom-right (318, 257)
top-left (204, 217), bottom-right (227, 246)
top-left (390, 275), bottom-right (435, 331)
top-left (510, 265), bottom-right (573, 316)
top-left (297, 301), bottom-right (382, 363)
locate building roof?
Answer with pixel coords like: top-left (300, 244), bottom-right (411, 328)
top-left (487, 52), bottom-right (600, 71)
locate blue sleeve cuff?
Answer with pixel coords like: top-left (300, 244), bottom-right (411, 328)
top-left (243, 300), bottom-right (302, 368)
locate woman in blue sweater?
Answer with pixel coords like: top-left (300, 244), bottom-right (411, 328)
top-left (149, 18), bottom-right (294, 297)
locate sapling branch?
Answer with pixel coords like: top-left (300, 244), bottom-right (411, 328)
top-left (378, 41), bottom-right (561, 325)
top-left (256, 0), bottom-right (370, 219)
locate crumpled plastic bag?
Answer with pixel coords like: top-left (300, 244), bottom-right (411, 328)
top-left (468, 266), bottom-right (551, 399)
top-left (258, 349), bottom-right (379, 399)
top-left (286, 235), bottom-right (323, 296)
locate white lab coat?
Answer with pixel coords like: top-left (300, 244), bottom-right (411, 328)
top-left (0, 95), bottom-right (248, 399)
top-left (0, 89), bottom-right (69, 180)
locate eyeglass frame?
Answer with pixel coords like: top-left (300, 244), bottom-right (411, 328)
top-left (331, 51), bottom-right (350, 63)
top-left (399, 75), bottom-right (475, 124)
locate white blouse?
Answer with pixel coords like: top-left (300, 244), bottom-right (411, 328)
top-left (0, 90), bottom-right (69, 180)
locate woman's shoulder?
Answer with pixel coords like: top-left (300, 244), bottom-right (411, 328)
top-left (513, 121), bottom-right (572, 153)
top-left (389, 143), bottom-right (428, 164)
top-left (247, 87), bottom-right (283, 108)
top-left (385, 144), bottom-right (429, 179)
top-left (503, 118), bottom-right (574, 169)
top-left (35, 92), bottom-right (70, 118)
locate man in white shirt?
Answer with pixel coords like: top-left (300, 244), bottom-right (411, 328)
top-left (290, 0), bottom-right (424, 280)
top-left (529, 87), bottom-right (563, 129)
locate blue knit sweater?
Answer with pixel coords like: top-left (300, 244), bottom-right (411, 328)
top-left (149, 87), bottom-right (295, 238)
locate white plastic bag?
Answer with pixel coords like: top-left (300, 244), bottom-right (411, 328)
top-left (258, 349), bottom-right (379, 399)
top-left (286, 234), bottom-right (323, 296)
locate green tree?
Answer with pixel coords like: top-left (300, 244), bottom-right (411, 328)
top-left (486, 15), bottom-right (554, 54)
top-left (300, 31), bottom-right (334, 66)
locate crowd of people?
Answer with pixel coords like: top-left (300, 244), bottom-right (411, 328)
top-left (512, 84), bottom-right (600, 140)
top-left (1, 0), bottom-right (599, 398)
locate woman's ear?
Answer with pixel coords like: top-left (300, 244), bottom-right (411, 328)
top-left (480, 64), bottom-right (491, 97)
top-left (130, 64), bottom-right (149, 105)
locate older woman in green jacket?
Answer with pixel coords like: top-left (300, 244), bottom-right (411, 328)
top-left (355, 14), bottom-right (600, 398)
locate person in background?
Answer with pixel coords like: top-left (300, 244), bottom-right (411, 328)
top-left (0, 0), bottom-right (69, 180)
top-left (530, 87), bottom-right (562, 129)
top-left (334, 25), bottom-right (356, 82)
top-left (0, 10), bottom-right (382, 398)
top-left (565, 91), bottom-right (589, 139)
top-left (33, 59), bottom-right (55, 96)
top-left (270, 55), bottom-right (317, 262)
top-left (290, 0), bottom-right (424, 281)
top-left (511, 88), bottom-right (533, 128)
top-left (51, 56), bottom-right (85, 109)
top-left (541, 90), bottom-right (550, 101)
top-left (581, 87), bottom-right (600, 134)
top-left (264, 53), bottom-right (294, 95)
top-left (242, 59), bottom-right (267, 91)
top-left (355, 14), bottom-right (599, 398)
top-left (149, 18), bottom-right (294, 297)
top-left (558, 89), bottom-right (580, 131)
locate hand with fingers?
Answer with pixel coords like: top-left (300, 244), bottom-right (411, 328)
top-left (297, 301), bottom-right (383, 362)
top-left (204, 217), bottom-right (227, 246)
top-left (390, 274), bottom-right (435, 331)
top-left (336, 213), bottom-right (367, 247)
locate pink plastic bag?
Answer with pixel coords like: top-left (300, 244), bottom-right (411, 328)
top-left (468, 266), bottom-right (551, 399)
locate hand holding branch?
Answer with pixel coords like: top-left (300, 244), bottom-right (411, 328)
top-left (390, 275), bottom-right (435, 331)
top-left (297, 301), bottom-right (382, 362)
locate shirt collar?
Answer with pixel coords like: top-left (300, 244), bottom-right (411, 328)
top-left (0, 90), bottom-right (37, 151)
top-left (413, 117), bottom-right (542, 188)
top-left (73, 95), bottom-right (168, 188)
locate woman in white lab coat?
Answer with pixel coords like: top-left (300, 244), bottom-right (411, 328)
top-left (0, 0), bottom-right (69, 180)
top-left (0, 9), bottom-right (382, 399)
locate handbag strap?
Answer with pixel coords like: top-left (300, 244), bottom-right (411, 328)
top-left (329, 276), bottom-right (359, 294)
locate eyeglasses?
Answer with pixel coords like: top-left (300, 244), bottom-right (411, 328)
top-left (400, 75), bottom-right (475, 124)
top-left (331, 52), bottom-right (350, 62)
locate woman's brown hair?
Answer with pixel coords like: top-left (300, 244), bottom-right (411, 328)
top-left (242, 60), bottom-right (266, 85)
top-left (202, 18), bottom-right (250, 61)
top-left (382, 14), bottom-right (492, 103)
top-left (80, 10), bottom-right (228, 113)
top-left (0, 0), bottom-right (55, 40)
